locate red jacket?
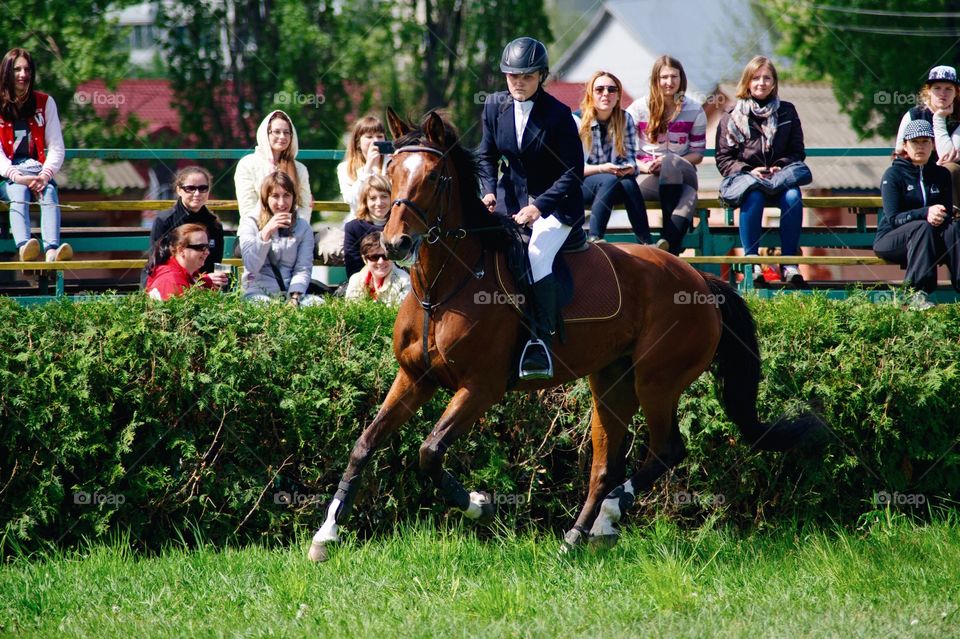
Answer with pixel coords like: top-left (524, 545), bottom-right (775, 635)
top-left (145, 259), bottom-right (213, 300)
top-left (0, 91), bottom-right (49, 164)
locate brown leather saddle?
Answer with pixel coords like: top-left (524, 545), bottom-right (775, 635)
top-left (494, 242), bottom-right (622, 323)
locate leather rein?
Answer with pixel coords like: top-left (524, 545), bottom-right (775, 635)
top-left (390, 144), bottom-right (487, 372)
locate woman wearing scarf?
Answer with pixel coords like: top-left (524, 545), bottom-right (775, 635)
top-left (716, 56), bottom-right (807, 286)
top-left (140, 165), bottom-right (224, 287)
top-left (345, 231), bottom-right (410, 306)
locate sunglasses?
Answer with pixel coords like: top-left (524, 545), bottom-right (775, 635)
top-left (593, 85), bottom-right (619, 94)
top-left (180, 184), bottom-right (210, 193)
top-left (185, 243), bottom-right (211, 252)
top-left (365, 254), bottom-right (388, 262)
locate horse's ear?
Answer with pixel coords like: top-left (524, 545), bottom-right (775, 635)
top-left (423, 111), bottom-right (446, 146)
top-left (386, 107), bottom-right (411, 139)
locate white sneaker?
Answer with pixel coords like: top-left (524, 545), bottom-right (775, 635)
top-left (655, 238), bottom-right (670, 252)
top-left (18, 238), bottom-right (41, 262)
top-left (782, 265), bottom-right (804, 286)
top-left (907, 291), bottom-right (934, 310)
top-left (46, 243), bottom-right (73, 262)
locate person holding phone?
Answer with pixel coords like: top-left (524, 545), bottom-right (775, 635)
top-left (716, 56), bottom-right (806, 286)
top-left (575, 70), bottom-right (650, 244)
top-left (237, 171), bottom-right (321, 307)
top-left (625, 56), bottom-right (706, 254)
top-left (337, 115), bottom-right (387, 222)
top-left (234, 110), bottom-right (313, 224)
top-left (477, 36), bottom-right (585, 381)
top-left (874, 119), bottom-right (959, 309)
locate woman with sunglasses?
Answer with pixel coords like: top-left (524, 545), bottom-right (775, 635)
top-left (234, 110), bottom-right (313, 223)
top-left (625, 56), bottom-right (707, 254)
top-left (238, 171), bottom-right (322, 307)
top-left (145, 223), bottom-right (227, 300)
top-left (576, 70), bottom-right (649, 244)
top-left (141, 165), bottom-right (224, 287)
top-left (345, 231), bottom-right (410, 305)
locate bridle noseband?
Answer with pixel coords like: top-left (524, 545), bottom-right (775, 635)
top-left (390, 145), bottom-right (463, 244)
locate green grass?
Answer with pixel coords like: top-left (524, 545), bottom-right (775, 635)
top-left (2, 515), bottom-right (959, 638)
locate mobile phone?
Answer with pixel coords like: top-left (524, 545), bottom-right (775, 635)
top-left (373, 140), bottom-right (394, 154)
top-left (213, 263), bottom-right (231, 273)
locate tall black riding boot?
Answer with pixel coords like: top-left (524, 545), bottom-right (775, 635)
top-left (519, 274), bottom-right (558, 381)
top-left (656, 184), bottom-right (684, 252)
top-left (666, 214), bottom-right (691, 255)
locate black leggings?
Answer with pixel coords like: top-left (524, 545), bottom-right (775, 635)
top-left (874, 219), bottom-right (960, 293)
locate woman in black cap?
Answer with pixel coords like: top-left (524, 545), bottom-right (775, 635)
top-left (477, 36), bottom-right (585, 381)
top-left (875, 118), bottom-right (959, 309)
top-left (894, 65), bottom-right (960, 206)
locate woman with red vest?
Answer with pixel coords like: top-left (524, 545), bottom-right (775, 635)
top-left (0, 48), bottom-right (71, 263)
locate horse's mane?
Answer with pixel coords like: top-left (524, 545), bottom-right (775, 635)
top-left (395, 113), bottom-right (509, 250)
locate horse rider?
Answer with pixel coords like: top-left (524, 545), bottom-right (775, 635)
top-left (477, 36), bottom-right (586, 381)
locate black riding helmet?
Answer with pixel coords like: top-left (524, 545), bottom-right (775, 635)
top-left (500, 37), bottom-right (549, 76)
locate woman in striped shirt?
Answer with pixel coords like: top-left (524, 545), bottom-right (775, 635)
top-left (625, 56), bottom-right (707, 255)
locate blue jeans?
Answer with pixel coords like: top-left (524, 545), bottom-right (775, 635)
top-left (0, 179), bottom-right (62, 250)
top-left (738, 187), bottom-right (802, 256)
top-left (583, 172), bottom-right (650, 242)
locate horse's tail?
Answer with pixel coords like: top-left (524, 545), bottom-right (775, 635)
top-left (703, 275), bottom-right (821, 452)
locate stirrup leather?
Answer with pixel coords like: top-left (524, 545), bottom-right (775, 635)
top-left (518, 338), bottom-right (553, 380)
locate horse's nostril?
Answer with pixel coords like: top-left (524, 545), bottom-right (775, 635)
top-left (385, 235), bottom-right (413, 260)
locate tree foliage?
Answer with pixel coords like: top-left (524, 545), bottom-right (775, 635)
top-left (0, 0), bottom-right (144, 147)
top-left (765, 0), bottom-right (960, 138)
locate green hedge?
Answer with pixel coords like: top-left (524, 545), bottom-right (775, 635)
top-left (1, 291), bottom-right (958, 552)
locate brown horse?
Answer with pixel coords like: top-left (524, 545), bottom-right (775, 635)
top-left (307, 110), bottom-right (818, 561)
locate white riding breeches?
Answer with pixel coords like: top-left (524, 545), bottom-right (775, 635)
top-left (528, 214), bottom-right (571, 282)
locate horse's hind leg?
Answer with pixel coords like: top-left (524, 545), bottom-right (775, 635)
top-left (419, 386), bottom-right (501, 522)
top-left (591, 384), bottom-right (686, 543)
top-left (561, 359), bottom-right (636, 551)
top-left (308, 369), bottom-right (437, 562)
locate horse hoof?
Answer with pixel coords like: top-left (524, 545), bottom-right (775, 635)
top-left (476, 500), bottom-right (496, 525)
top-left (307, 541), bottom-right (330, 563)
top-left (558, 527), bottom-right (587, 556)
top-left (588, 533), bottom-right (620, 551)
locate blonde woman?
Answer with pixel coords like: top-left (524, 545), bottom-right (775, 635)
top-left (336, 115), bottom-right (387, 221)
top-left (343, 174), bottom-right (391, 277)
top-left (625, 56), bottom-right (706, 254)
top-left (237, 171), bottom-right (321, 307)
top-left (574, 71), bottom-right (649, 244)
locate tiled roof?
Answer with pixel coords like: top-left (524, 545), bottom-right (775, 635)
top-left (58, 160), bottom-right (147, 191)
top-left (75, 79), bottom-right (179, 137)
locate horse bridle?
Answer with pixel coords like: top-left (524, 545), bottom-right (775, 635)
top-left (390, 145), bottom-right (465, 244)
top-left (390, 144), bottom-right (486, 371)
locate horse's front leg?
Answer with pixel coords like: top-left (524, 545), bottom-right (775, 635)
top-left (419, 385), bottom-right (500, 523)
top-left (308, 368), bottom-right (437, 562)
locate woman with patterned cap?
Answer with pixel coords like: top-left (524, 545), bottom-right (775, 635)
top-left (894, 65), bottom-right (960, 207)
top-left (875, 119), bottom-right (959, 309)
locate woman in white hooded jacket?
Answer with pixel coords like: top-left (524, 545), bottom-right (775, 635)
top-left (234, 110), bottom-right (313, 222)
